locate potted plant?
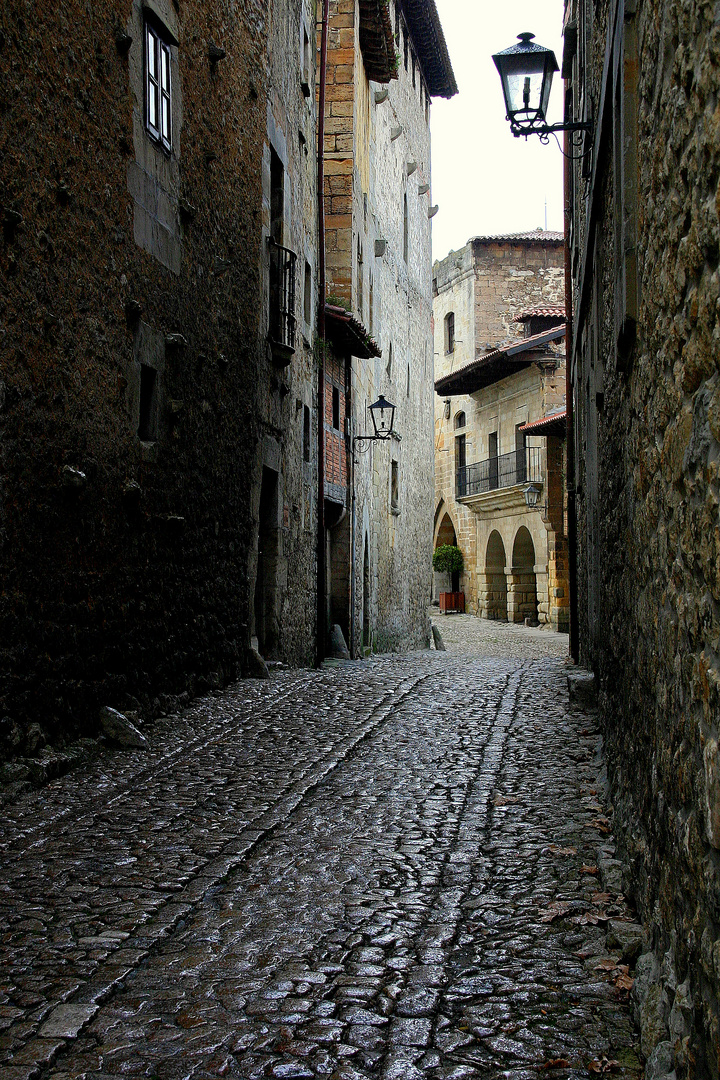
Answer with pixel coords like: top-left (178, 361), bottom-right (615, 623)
top-left (432, 544), bottom-right (465, 613)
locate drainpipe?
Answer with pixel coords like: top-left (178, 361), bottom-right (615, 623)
top-left (564, 99), bottom-right (579, 664)
top-left (347, 358), bottom-right (356, 656)
top-left (316, 0), bottom-right (330, 666)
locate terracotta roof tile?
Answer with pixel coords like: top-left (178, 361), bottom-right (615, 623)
top-left (469, 230), bottom-right (564, 244)
top-left (514, 305), bottom-right (567, 322)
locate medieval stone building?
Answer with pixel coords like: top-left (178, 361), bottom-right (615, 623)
top-left (0, 0), bottom-right (454, 752)
top-left (320, 0), bottom-right (456, 655)
top-left (432, 234), bottom-right (568, 632)
top-left (563, 0), bottom-right (720, 1071)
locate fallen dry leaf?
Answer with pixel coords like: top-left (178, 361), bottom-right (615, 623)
top-left (570, 911), bottom-right (609, 925)
top-left (586, 818), bottom-right (612, 835)
top-left (592, 892), bottom-right (612, 904)
top-left (544, 1059), bottom-right (571, 1070)
top-left (595, 957), bottom-right (618, 970)
top-left (581, 865), bottom-right (599, 875)
top-left (615, 973), bottom-right (634, 990)
top-left (546, 844), bottom-right (577, 856)
top-left (588, 1057), bottom-right (621, 1074)
top-left (539, 901), bottom-right (571, 923)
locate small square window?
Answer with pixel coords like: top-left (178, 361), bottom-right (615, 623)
top-left (145, 21), bottom-right (172, 152)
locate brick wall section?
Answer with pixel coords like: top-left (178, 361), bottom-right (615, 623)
top-left (322, 0), bottom-right (355, 304)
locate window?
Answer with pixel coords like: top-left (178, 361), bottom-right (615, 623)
top-left (303, 405), bottom-right (311, 462)
top-left (138, 364), bottom-right (158, 441)
top-left (301, 26), bottom-right (311, 96)
top-left (304, 261), bottom-right (312, 325)
top-left (454, 410), bottom-right (465, 429)
top-left (403, 193), bottom-right (408, 263)
top-left (444, 311), bottom-right (455, 353)
top-left (369, 274), bottom-right (374, 336)
top-left (386, 342), bottom-right (393, 381)
top-left (270, 148), bottom-right (283, 243)
top-left (332, 386), bottom-right (340, 430)
top-left (406, 362), bottom-right (410, 397)
top-left (357, 238), bottom-right (364, 320)
top-left (391, 460), bottom-right (399, 510)
top-left (145, 21), bottom-right (172, 151)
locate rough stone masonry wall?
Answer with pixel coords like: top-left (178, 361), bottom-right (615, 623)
top-left (0, 0), bottom-right (268, 753)
top-left (572, 0), bottom-right (720, 1074)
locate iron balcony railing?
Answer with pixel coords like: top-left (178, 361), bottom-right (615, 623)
top-left (456, 446), bottom-right (543, 499)
top-left (269, 238), bottom-right (297, 355)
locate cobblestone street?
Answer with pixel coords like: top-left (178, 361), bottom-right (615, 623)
top-left (1, 617), bottom-right (643, 1080)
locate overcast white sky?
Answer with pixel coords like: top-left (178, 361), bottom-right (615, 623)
top-left (430, 0), bottom-right (565, 262)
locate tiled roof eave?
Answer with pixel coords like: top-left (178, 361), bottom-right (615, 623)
top-left (325, 304), bottom-right (382, 359)
top-left (400, 0), bottom-right (457, 97)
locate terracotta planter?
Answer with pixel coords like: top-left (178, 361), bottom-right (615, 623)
top-left (439, 591), bottom-right (465, 613)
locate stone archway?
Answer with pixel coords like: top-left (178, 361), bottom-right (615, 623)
top-left (481, 530), bottom-right (507, 621)
top-left (508, 526), bottom-right (538, 624)
top-left (434, 513), bottom-right (459, 595)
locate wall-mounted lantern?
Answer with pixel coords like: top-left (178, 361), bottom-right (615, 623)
top-left (492, 33), bottom-right (593, 144)
top-left (523, 483), bottom-right (541, 508)
top-left (353, 395), bottom-right (397, 454)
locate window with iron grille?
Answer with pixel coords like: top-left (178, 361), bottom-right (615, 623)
top-left (269, 238), bottom-right (297, 354)
top-left (145, 21), bottom-right (172, 151)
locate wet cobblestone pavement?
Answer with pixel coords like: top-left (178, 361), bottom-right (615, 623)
top-left (1, 618), bottom-right (643, 1079)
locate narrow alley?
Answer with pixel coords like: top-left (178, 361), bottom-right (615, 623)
top-left (1, 621), bottom-right (643, 1080)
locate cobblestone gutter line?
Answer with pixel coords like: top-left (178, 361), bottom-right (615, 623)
top-left (377, 668), bottom-right (524, 1079)
top-left (1, 667), bottom-right (431, 1079)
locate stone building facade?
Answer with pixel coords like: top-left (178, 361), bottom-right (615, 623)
top-left (0, 0), bottom-right (321, 751)
top-left (563, 0), bottom-right (720, 1071)
top-left (0, 0), bottom-right (455, 752)
top-left (320, 0), bottom-right (456, 656)
top-left (433, 234), bottom-right (569, 631)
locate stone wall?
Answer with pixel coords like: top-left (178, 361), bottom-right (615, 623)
top-left (323, 0), bottom-right (436, 656)
top-left (566, 0), bottom-right (720, 1072)
top-left (0, 0), bottom-right (317, 752)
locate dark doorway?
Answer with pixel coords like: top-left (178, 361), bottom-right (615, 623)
top-left (254, 467), bottom-right (279, 658)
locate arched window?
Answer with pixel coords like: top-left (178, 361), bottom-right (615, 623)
top-left (444, 311), bottom-right (455, 353)
top-left (454, 411), bottom-right (466, 429)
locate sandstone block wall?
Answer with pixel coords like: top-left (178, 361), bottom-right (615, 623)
top-left (433, 237), bottom-right (566, 627)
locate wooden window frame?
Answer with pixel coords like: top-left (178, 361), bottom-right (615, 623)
top-left (145, 20), bottom-right (172, 152)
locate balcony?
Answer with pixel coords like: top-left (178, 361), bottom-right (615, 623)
top-left (457, 446), bottom-right (543, 505)
top-left (269, 238), bottom-right (296, 363)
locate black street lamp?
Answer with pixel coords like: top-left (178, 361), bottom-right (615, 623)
top-left (492, 33), bottom-right (593, 143)
top-left (368, 394), bottom-right (395, 439)
top-left (353, 395), bottom-right (397, 453)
